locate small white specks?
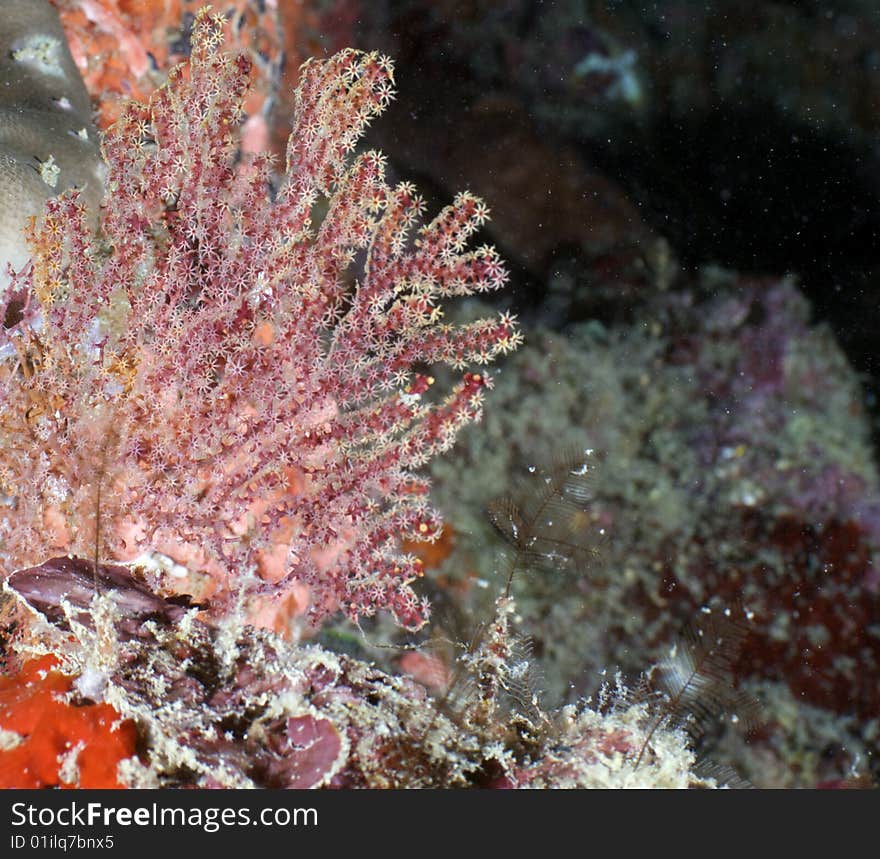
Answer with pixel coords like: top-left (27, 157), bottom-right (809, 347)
top-left (39, 155), bottom-right (60, 188)
top-left (12, 35), bottom-right (64, 77)
top-left (0, 729), bottom-right (24, 751)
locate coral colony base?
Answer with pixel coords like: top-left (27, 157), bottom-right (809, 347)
top-left (0, 6), bottom-right (758, 788)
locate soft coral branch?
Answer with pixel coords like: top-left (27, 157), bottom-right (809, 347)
top-left (0, 9), bottom-right (519, 631)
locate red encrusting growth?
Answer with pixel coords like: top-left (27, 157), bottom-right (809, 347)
top-left (0, 656), bottom-right (137, 788)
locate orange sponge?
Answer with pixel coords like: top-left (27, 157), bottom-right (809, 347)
top-left (0, 655), bottom-right (137, 788)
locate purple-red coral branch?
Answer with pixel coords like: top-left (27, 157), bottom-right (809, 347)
top-left (0, 9), bottom-right (520, 632)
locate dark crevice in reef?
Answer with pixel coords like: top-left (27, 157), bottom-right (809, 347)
top-left (583, 102), bottom-right (880, 448)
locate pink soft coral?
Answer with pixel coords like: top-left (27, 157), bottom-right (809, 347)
top-left (0, 9), bottom-right (519, 631)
